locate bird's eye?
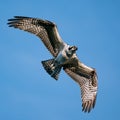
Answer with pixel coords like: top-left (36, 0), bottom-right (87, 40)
top-left (68, 47), bottom-right (72, 50)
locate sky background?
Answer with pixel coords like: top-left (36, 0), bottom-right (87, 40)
top-left (0, 0), bottom-right (120, 120)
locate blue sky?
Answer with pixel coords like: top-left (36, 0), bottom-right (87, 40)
top-left (0, 0), bottom-right (120, 119)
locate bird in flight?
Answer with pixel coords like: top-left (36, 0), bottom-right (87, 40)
top-left (8, 16), bottom-right (98, 113)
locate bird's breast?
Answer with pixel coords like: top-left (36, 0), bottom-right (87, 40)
top-left (55, 51), bottom-right (69, 65)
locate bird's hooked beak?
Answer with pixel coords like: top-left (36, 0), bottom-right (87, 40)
top-left (73, 46), bottom-right (78, 51)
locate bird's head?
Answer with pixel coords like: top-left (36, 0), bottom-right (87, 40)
top-left (68, 46), bottom-right (78, 52)
top-left (66, 45), bottom-right (78, 57)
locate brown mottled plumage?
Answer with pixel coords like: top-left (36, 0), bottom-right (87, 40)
top-left (8, 16), bottom-right (98, 112)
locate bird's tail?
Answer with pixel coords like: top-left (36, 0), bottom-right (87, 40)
top-left (41, 59), bottom-right (62, 80)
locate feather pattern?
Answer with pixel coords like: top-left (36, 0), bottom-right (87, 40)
top-left (8, 16), bottom-right (64, 57)
top-left (7, 16), bottom-right (98, 113)
top-left (63, 56), bottom-right (98, 112)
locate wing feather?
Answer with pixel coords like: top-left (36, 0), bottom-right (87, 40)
top-left (8, 16), bottom-right (65, 57)
top-left (63, 57), bottom-right (98, 112)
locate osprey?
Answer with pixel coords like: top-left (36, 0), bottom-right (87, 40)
top-left (8, 16), bottom-right (98, 113)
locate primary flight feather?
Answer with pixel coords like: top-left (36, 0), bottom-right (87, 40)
top-left (8, 16), bottom-right (98, 112)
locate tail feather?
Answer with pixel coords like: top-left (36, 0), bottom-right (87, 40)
top-left (41, 59), bottom-right (62, 80)
top-left (42, 59), bottom-right (54, 75)
top-left (51, 66), bottom-right (62, 80)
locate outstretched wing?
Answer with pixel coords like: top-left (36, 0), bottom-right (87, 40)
top-left (63, 56), bottom-right (98, 112)
top-left (8, 16), bottom-right (65, 57)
